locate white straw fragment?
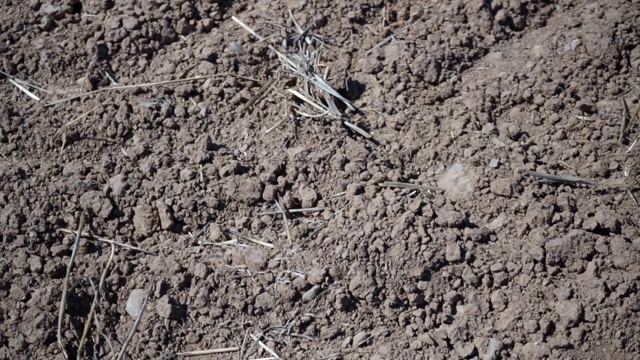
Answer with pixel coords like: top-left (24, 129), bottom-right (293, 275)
top-left (9, 78), bottom-right (40, 101)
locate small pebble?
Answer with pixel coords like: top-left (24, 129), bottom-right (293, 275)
top-left (125, 289), bottom-right (148, 318)
top-left (229, 42), bottom-right (245, 54)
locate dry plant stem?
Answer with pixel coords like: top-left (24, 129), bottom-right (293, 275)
top-left (0, 69), bottom-right (51, 93)
top-left (57, 215), bottom-right (84, 360)
top-left (379, 181), bottom-right (444, 192)
top-left (627, 138), bottom-right (638, 154)
top-left (46, 73), bottom-right (259, 106)
top-left (8, 78), bottom-right (40, 100)
top-left (364, 23), bottom-right (411, 56)
top-left (249, 334), bottom-right (280, 359)
top-left (77, 243), bottom-right (115, 360)
top-left (619, 97), bottom-right (630, 145)
top-left (65, 105), bottom-right (100, 127)
top-left (245, 77), bottom-right (278, 111)
top-left (232, 16), bottom-right (356, 113)
top-left (177, 347), bottom-right (240, 357)
top-left (628, 189), bottom-right (639, 207)
top-left (343, 121), bottom-right (373, 139)
top-left (257, 207), bottom-right (326, 216)
top-left (526, 171), bottom-right (599, 186)
top-left (276, 195), bottom-right (292, 246)
top-left (58, 228), bottom-right (157, 255)
top-left (116, 277), bottom-right (154, 360)
top-left (61, 105), bottom-right (100, 153)
top-left (226, 229), bottom-right (274, 248)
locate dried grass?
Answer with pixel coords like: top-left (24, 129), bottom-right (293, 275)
top-left (232, 13), bottom-right (372, 138)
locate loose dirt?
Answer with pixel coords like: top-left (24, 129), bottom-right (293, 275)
top-left (1, 1), bottom-right (639, 359)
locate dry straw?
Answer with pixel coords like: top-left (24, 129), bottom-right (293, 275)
top-left (232, 13), bottom-right (372, 138)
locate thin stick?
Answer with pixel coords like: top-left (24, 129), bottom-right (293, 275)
top-left (287, 88), bottom-right (327, 113)
top-left (13, 77), bottom-right (52, 94)
top-left (276, 196), bottom-right (292, 246)
top-left (116, 277), bottom-right (154, 360)
top-left (177, 347), bottom-right (241, 356)
top-left (265, 118), bottom-right (287, 134)
top-left (239, 329), bottom-right (249, 360)
top-left (365, 23), bottom-right (411, 56)
top-left (343, 121), bottom-right (373, 139)
top-left (628, 189), bottom-right (639, 207)
top-left (226, 229), bottom-right (274, 249)
top-left (619, 97), bottom-right (630, 145)
top-left (526, 171), bottom-right (599, 186)
top-left (249, 334), bottom-right (280, 359)
top-left (57, 215), bottom-right (84, 360)
top-left (60, 105), bottom-right (100, 153)
top-left (46, 73), bottom-right (258, 106)
top-left (626, 138), bottom-right (638, 154)
top-left (9, 78), bottom-right (40, 101)
top-left (77, 243), bottom-right (115, 360)
top-left (0, 70), bottom-right (51, 93)
top-left (59, 229), bottom-right (157, 255)
top-left (65, 105), bottom-right (100, 127)
top-left (231, 16), bottom-right (265, 41)
top-left (379, 181), bottom-right (444, 192)
top-left (257, 207), bottom-right (326, 216)
top-left (245, 77), bottom-right (277, 111)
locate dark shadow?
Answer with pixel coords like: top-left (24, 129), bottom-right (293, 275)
top-left (341, 79), bottom-right (367, 102)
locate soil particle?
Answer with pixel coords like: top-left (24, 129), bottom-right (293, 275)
top-left (609, 237), bottom-right (636, 269)
top-left (555, 300), bottom-right (584, 328)
top-left (436, 210), bottom-right (466, 228)
top-left (491, 178), bottom-right (520, 197)
top-left (3, 1), bottom-right (640, 358)
top-left (349, 271), bottom-right (376, 300)
top-left (108, 174), bottom-right (128, 197)
top-left (445, 243), bottom-right (463, 262)
top-left (454, 341), bottom-right (476, 358)
top-left (520, 341), bottom-right (551, 360)
top-left (154, 200), bottom-right (176, 230)
top-left (79, 190), bottom-right (114, 219)
top-left (254, 291), bottom-right (275, 311)
top-left (237, 177), bottom-right (264, 206)
top-left (545, 230), bottom-right (596, 268)
top-left (155, 295), bottom-right (181, 319)
top-left (132, 204), bottom-right (159, 238)
top-left (297, 184), bottom-right (319, 208)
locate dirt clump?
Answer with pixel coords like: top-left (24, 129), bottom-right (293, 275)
top-left (1, 1), bottom-right (640, 359)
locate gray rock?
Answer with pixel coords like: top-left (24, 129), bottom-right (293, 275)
top-left (40, 3), bottom-right (63, 19)
top-left (437, 163), bottom-right (479, 202)
top-left (301, 285), bottom-right (321, 303)
top-left (353, 331), bottom-right (370, 347)
top-left (482, 338), bottom-right (503, 360)
top-left (454, 341), bottom-right (476, 358)
top-left (125, 289), bottom-right (147, 318)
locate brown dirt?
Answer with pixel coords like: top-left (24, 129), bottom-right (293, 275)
top-left (1, 1), bottom-right (640, 359)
